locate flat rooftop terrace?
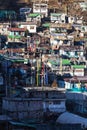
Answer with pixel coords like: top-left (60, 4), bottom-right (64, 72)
top-left (23, 87), bottom-right (66, 92)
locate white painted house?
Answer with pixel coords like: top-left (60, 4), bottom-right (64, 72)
top-left (59, 46), bottom-right (84, 58)
top-left (50, 13), bottom-right (76, 24)
top-left (68, 16), bottom-right (76, 24)
top-left (20, 22), bottom-right (37, 33)
top-left (50, 23), bottom-right (71, 48)
top-left (26, 13), bottom-right (41, 23)
top-left (33, 3), bottom-right (48, 17)
top-left (81, 25), bottom-right (87, 32)
top-left (79, 2), bottom-right (87, 11)
top-left (50, 13), bottom-right (66, 23)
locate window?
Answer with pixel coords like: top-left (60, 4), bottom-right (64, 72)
top-left (30, 26), bottom-right (34, 29)
top-left (53, 101), bottom-right (61, 104)
top-left (45, 92), bottom-right (48, 98)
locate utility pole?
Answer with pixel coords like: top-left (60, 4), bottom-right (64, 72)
top-left (40, 51), bottom-right (44, 87)
top-left (0, 38), bottom-right (1, 50)
top-left (5, 59), bottom-right (9, 97)
top-left (36, 57), bottom-right (39, 86)
top-left (27, 36), bottom-right (30, 56)
top-left (60, 57), bottom-right (62, 75)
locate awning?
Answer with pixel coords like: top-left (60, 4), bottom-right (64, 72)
top-left (11, 59), bottom-right (28, 64)
top-left (9, 121), bottom-right (36, 128)
top-left (28, 13), bottom-right (40, 17)
top-left (8, 35), bottom-right (21, 39)
top-left (72, 65), bottom-right (85, 69)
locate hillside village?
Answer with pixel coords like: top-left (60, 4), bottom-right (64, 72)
top-left (0, 0), bottom-right (87, 130)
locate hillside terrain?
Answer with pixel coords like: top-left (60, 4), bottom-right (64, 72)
top-left (0, 0), bottom-right (86, 24)
top-left (0, 0), bottom-right (30, 11)
top-left (0, 0), bottom-right (85, 11)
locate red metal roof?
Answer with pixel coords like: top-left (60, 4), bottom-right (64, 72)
top-left (8, 28), bottom-right (26, 32)
top-left (0, 48), bottom-right (24, 54)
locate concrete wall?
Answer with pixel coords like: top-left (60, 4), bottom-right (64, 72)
top-left (2, 90), bottom-right (66, 120)
top-left (2, 92), bottom-right (66, 120)
top-left (3, 98), bottom-right (43, 120)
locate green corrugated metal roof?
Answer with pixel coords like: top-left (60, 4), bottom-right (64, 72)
top-left (28, 13), bottom-right (40, 17)
top-left (42, 23), bottom-right (50, 28)
top-left (62, 59), bottom-right (71, 65)
top-left (11, 59), bottom-right (28, 63)
top-left (48, 59), bottom-right (71, 66)
top-left (8, 35), bottom-right (21, 39)
top-left (72, 65), bottom-right (85, 69)
top-left (51, 13), bottom-right (62, 16)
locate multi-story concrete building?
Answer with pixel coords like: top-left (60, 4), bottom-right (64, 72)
top-left (33, 3), bottom-right (48, 17)
top-left (2, 88), bottom-right (66, 120)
